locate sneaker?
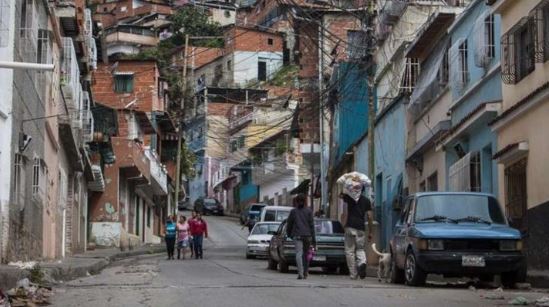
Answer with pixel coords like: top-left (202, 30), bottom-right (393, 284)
top-left (358, 263), bottom-right (367, 279)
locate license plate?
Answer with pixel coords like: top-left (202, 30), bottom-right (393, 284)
top-left (462, 255), bottom-right (485, 267)
top-left (313, 255), bottom-right (326, 261)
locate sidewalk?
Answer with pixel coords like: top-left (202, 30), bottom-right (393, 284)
top-left (0, 244), bottom-right (164, 291)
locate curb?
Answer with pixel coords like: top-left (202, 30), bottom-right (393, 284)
top-left (0, 245), bottom-right (165, 290)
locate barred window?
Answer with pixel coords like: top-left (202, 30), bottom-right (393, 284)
top-left (400, 58), bottom-right (420, 93)
top-left (459, 40), bottom-right (469, 85)
top-left (14, 154), bottom-right (27, 209)
top-left (531, 0), bottom-right (549, 63)
top-left (502, 17), bottom-right (535, 84)
top-left (32, 157), bottom-right (47, 202)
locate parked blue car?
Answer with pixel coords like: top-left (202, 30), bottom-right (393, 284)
top-left (390, 192), bottom-right (526, 287)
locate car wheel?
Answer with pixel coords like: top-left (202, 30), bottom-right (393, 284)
top-left (390, 257), bottom-right (405, 284)
top-left (501, 266), bottom-right (527, 288)
top-left (268, 256), bottom-right (278, 270)
top-left (278, 259), bottom-right (289, 273)
top-left (404, 251), bottom-right (426, 286)
top-left (338, 264), bottom-right (349, 275)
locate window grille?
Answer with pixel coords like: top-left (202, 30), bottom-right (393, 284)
top-left (474, 12), bottom-right (495, 68)
top-left (14, 154), bottom-right (27, 210)
top-left (531, 0), bottom-right (549, 63)
top-left (62, 37), bottom-right (81, 100)
top-left (0, 0), bottom-right (10, 47)
top-left (82, 91), bottom-right (94, 143)
top-left (400, 58), bottom-right (419, 93)
top-left (450, 38), bottom-right (468, 91)
top-left (501, 17), bottom-right (535, 84)
top-left (32, 157), bottom-right (46, 203)
top-left (448, 151), bottom-right (481, 192)
top-left (114, 74), bottom-right (134, 93)
top-left (19, 0), bottom-right (38, 62)
top-left (438, 47), bottom-right (449, 85)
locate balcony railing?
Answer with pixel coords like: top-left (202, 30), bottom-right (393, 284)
top-left (88, 164), bottom-right (106, 192)
top-left (229, 111), bottom-right (254, 130)
top-left (104, 26), bottom-right (158, 47)
top-left (61, 37), bottom-right (80, 101)
top-left (380, 0), bottom-right (408, 25)
top-left (145, 149), bottom-right (168, 195)
top-left (112, 137), bottom-right (151, 182)
top-left (82, 91), bottom-right (94, 143)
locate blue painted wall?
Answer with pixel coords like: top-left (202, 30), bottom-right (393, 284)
top-left (446, 0), bottom-right (502, 196)
top-left (333, 62), bottom-right (369, 164)
top-left (373, 98), bottom-right (407, 249)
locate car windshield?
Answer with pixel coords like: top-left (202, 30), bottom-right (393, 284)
top-left (415, 194), bottom-right (506, 225)
top-left (265, 210), bottom-right (290, 222)
top-left (314, 220), bottom-right (344, 235)
top-left (250, 205), bottom-right (264, 212)
top-left (204, 200), bottom-right (217, 207)
top-left (251, 223), bottom-right (280, 235)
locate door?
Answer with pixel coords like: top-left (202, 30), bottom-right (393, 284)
top-left (393, 197), bottom-right (413, 268)
top-left (258, 61), bottom-right (267, 81)
top-left (505, 158), bottom-right (528, 235)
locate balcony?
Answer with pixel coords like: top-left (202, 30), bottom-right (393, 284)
top-left (61, 38), bottom-right (81, 101)
top-left (104, 25), bottom-right (159, 56)
top-left (145, 149), bottom-right (168, 195)
top-left (82, 91), bottom-right (94, 144)
top-left (380, 0), bottom-right (408, 25)
top-left (112, 137), bottom-right (151, 184)
top-left (88, 164), bottom-right (106, 192)
top-left (229, 106), bottom-right (254, 131)
top-left (53, 1), bottom-right (78, 36)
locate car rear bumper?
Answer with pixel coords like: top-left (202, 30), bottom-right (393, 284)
top-left (247, 245), bottom-right (269, 257)
top-left (282, 250), bottom-right (346, 266)
top-left (416, 251), bottom-right (526, 275)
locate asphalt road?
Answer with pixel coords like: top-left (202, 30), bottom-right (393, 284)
top-left (52, 216), bottom-right (547, 307)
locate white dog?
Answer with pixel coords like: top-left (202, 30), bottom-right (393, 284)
top-left (372, 243), bottom-right (391, 283)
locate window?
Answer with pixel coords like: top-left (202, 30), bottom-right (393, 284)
top-left (32, 157), bottom-right (46, 202)
top-left (474, 13), bottom-right (495, 67)
top-left (14, 154), bottom-right (27, 209)
top-left (459, 40), bottom-right (469, 85)
top-left (438, 47), bottom-right (449, 85)
top-left (502, 17), bottom-right (535, 84)
top-left (36, 29), bottom-right (49, 64)
top-left (114, 74), bottom-right (134, 93)
top-left (258, 61), bottom-right (267, 81)
top-left (238, 135), bottom-right (245, 148)
top-left (448, 151), bottom-right (481, 192)
top-left (213, 64), bottom-right (223, 86)
top-left (347, 30), bottom-right (367, 59)
top-left (19, 0), bottom-right (37, 61)
top-left (224, 10), bottom-right (231, 18)
top-left (0, 0), bottom-right (10, 47)
top-left (230, 139), bottom-right (238, 152)
top-left (532, 1), bottom-right (549, 62)
top-left (401, 58), bottom-right (420, 93)
top-left (427, 172), bottom-right (438, 191)
top-left (227, 60), bottom-right (232, 71)
top-left (267, 38), bottom-right (273, 45)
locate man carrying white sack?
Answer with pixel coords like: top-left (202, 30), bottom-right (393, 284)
top-left (337, 172), bottom-right (374, 280)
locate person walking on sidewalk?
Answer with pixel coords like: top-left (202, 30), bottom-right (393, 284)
top-left (176, 215), bottom-right (190, 260)
top-left (340, 188), bottom-right (373, 279)
top-left (190, 212), bottom-right (208, 259)
top-left (286, 194), bottom-right (316, 280)
top-left (164, 216), bottom-right (177, 260)
top-left (188, 211), bottom-right (197, 258)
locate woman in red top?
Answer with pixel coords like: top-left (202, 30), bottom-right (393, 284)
top-left (190, 213), bottom-right (208, 259)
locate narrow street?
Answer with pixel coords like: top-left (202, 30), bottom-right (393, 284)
top-left (52, 216), bottom-right (544, 307)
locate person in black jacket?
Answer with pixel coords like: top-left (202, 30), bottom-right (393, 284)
top-left (286, 194), bottom-right (316, 279)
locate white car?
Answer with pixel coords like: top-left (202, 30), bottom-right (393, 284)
top-left (258, 205), bottom-right (292, 222)
top-left (246, 222), bottom-right (281, 259)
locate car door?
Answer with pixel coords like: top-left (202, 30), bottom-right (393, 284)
top-left (270, 221), bottom-right (286, 261)
top-left (393, 197), bottom-right (413, 268)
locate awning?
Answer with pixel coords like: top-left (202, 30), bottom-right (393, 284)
top-left (406, 120), bottom-right (450, 162)
top-left (493, 141), bottom-right (529, 164)
top-left (290, 179), bottom-right (310, 195)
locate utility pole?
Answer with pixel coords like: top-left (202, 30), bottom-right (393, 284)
top-left (174, 34), bottom-right (189, 216)
top-left (366, 3), bottom-right (376, 186)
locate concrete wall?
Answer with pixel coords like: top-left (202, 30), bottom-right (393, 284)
top-left (233, 51), bottom-right (283, 86)
top-left (0, 0), bottom-right (15, 263)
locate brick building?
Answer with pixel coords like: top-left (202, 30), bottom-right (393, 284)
top-left (89, 60), bottom-right (175, 247)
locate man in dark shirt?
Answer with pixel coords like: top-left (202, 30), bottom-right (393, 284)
top-left (286, 194), bottom-right (316, 280)
top-left (341, 192), bottom-right (373, 279)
